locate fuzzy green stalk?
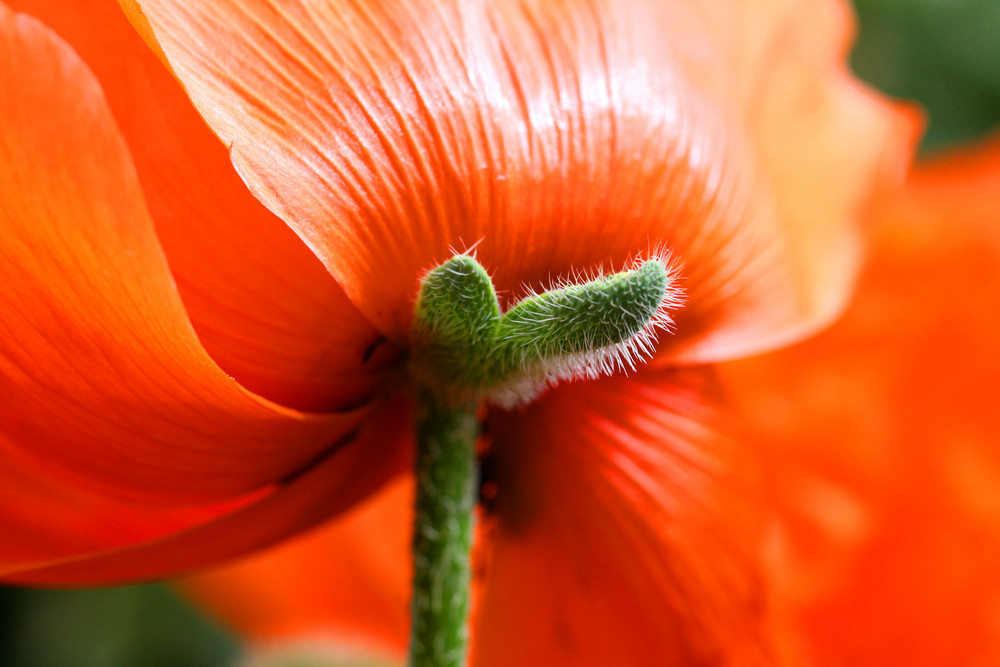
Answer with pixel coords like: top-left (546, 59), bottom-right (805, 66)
top-left (409, 254), bottom-right (674, 667)
top-left (410, 390), bottom-right (478, 667)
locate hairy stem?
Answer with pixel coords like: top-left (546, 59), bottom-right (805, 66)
top-left (410, 391), bottom-right (478, 667)
top-left (408, 252), bottom-right (679, 665)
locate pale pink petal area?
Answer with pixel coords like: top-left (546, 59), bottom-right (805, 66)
top-left (657, 0), bottom-right (921, 360)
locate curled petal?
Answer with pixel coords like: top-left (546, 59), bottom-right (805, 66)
top-left (0, 6), bottom-right (368, 504)
top-left (0, 439), bottom-right (261, 577)
top-left (127, 0), bottom-right (915, 363)
top-left (7, 398), bottom-right (411, 585)
top-left (11, 0), bottom-right (393, 412)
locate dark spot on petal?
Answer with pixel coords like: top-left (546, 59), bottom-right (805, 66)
top-left (362, 335), bottom-right (387, 363)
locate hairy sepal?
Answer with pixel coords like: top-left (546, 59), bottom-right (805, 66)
top-left (412, 255), bottom-right (682, 407)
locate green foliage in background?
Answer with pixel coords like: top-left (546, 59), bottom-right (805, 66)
top-left (852, 0), bottom-right (1000, 152)
top-left (1, 1), bottom-right (999, 665)
top-left (0, 585), bottom-right (236, 667)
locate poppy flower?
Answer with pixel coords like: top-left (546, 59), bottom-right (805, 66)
top-left (183, 137), bottom-right (1000, 664)
top-left (1, 0), bottom-right (912, 662)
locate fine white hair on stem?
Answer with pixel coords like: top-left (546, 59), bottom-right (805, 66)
top-left (488, 248), bottom-right (684, 408)
top-left (412, 248), bottom-right (685, 408)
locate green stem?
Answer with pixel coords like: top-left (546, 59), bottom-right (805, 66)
top-left (410, 390), bottom-right (479, 667)
top-left (406, 253), bottom-right (677, 665)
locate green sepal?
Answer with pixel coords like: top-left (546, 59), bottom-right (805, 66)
top-left (407, 252), bottom-right (678, 667)
top-left (412, 255), bottom-right (501, 397)
top-left (412, 254), bottom-right (676, 406)
top-left (492, 259), bottom-right (670, 376)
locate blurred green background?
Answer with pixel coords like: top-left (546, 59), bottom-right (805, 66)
top-left (3, 0), bottom-right (1000, 665)
top-left (852, 0), bottom-right (1000, 153)
top-left (0, 585), bottom-right (236, 667)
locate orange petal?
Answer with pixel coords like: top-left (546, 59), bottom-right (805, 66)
top-left (184, 476), bottom-right (413, 660)
top-left (0, 6), bottom-right (369, 504)
top-left (185, 369), bottom-right (774, 664)
top-left (660, 0), bottom-right (922, 361)
top-left (129, 0), bottom-right (914, 362)
top-left (721, 134), bottom-right (1000, 665)
top-left (0, 437), bottom-right (263, 577)
top-left (9, 0), bottom-right (393, 412)
top-left (6, 398), bottom-right (411, 585)
top-left (472, 367), bottom-right (772, 665)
